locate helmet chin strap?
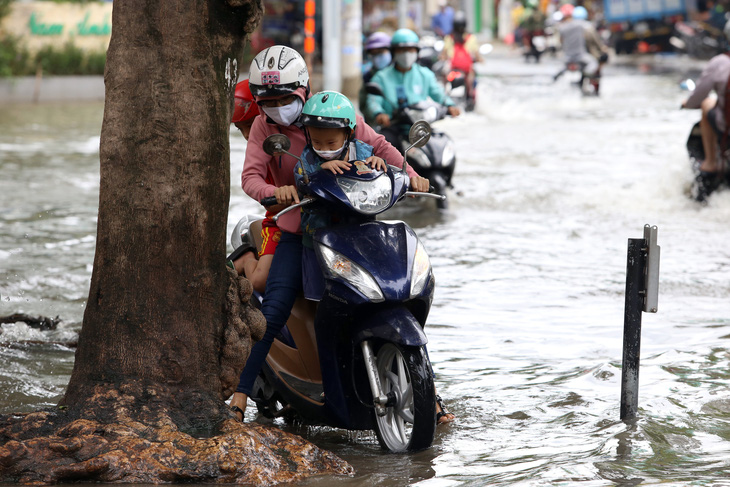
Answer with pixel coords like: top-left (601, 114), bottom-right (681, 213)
top-left (341, 129), bottom-right (358, 160)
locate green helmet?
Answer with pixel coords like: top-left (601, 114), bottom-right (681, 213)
top-left (300, 91), bottom-right (357, 131)
top-left (391, 28), bottom-right (420, 49)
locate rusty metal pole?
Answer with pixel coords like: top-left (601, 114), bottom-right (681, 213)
top-left (620, 225), bottom-right (660, 421)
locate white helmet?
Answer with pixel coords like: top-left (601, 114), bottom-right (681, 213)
top-left (249, 46), bottom-right (309, 99)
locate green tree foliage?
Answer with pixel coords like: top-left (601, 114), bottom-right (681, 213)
top-left (0, 0), bottom-right (11, 20)
top-left (0, 0), bottom-right (107, 77)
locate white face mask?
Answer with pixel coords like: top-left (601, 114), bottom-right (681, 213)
top-left (314, 140), bottom-right (347, 161)
top-left (261, 98), bottom-right (303, 126)
top-left (394, 51), bottom-right (418, 70)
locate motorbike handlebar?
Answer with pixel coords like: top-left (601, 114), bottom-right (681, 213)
top-left (270, 197), bottom-right (315, 223)
top-left (260, 196), bottom-right (279, 207)
top-left (405, 191), bottom-right (446, 201)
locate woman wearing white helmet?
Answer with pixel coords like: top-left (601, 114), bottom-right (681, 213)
top-left (230, 45), bottom-right (430, 421)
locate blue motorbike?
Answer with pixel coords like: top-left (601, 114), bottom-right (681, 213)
top-left (231, 124), bottom-right (445, 452)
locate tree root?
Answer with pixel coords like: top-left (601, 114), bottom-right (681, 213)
top-left (0, 411), bottom-right (353, 484)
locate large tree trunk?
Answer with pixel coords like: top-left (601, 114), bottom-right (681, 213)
top-left (62, 0), bottom-right (257, 425)
top-left (0, 0), bottom-right (352, 483)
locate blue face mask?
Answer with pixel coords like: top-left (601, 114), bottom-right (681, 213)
top-left (372, 52), bottom-right (392, 70)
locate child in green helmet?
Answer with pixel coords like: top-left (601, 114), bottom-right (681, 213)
top-left (294, 90), bottom-right (388, 299)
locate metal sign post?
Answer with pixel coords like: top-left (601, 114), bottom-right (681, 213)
top-left (620, 225), bottom-right (660, 421)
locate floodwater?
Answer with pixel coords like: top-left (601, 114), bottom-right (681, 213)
top-left (2, 49), bottom-right (730, 486)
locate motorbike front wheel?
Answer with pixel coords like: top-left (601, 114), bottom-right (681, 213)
top-left (372, 343), bottom-right (436, 452)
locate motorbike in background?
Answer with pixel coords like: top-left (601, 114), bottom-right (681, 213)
top-left (417, 30), bottom-right (445, 73)
top-left (523, 30), bottom-right (547, 62)
top-left (553, 60), bottom-right (601, 96)
top-left (670, 21), bottom-right (725, 60)
top-left (230, 127), bottom-right (445, 452)
top-left (366, 83), bottom-right (457, 209)
top-left (443, 68), bottom-right (475, 112)
top-left (444, 43), bottom-right (493, 112)
top-left (685, 121), bottom-right (730, 202)
top-left (684, 119), bottom-right (730, 203)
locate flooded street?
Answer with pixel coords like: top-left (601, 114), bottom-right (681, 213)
top-left (2, 50), bottom-right (730, 486)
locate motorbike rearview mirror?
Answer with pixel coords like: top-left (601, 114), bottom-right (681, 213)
top-left (402, 120), bottom-right (432, 174)
top-left (263, 134), bottom-right (292, 155)
top-left (262, 134), bottom-right (309, 184)
top-left (364, 82), bottom-right (385, 97)
top-left (679, 79), bottom-right (696, 92)
top-left (408, 120), bottom-right (431, 148)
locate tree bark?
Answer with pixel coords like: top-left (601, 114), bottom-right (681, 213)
top-left (62, 0), bottom-right (261, 420)
top-left (0, 0), bottom-right (353, 483)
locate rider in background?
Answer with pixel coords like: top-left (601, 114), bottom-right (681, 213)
top-left (557, 4), bottom-right (599, 81)
top-left (519, 0), bottom-right (547, 61)
top-left (682, 22), bottom-right (730, 176)
top-left (572, 5), bottom-right (609, 85)
top-left (441, 11), bottom-right (482, 110)
top-left (366, 28), bottom-right (460, 147)
top-left (360, 32), bottom-right (392, 124)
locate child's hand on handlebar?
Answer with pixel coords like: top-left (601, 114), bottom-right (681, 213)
top-left (409, 175), bottom-right (430, 193)
top-left (321, 160), bottom-right (352, 174)
top-left (365, 156), bottom-right (387, 172)
top-left (274, 185), bottom-right (300, 205)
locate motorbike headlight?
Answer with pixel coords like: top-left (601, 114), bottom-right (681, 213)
top-left (404, 106), bottom-right (439, 123)
top-left (423, 106), bottom-right (439, 123)
top-left (337, 174), bottom-right (392, 214)
top-left (408, 147), bottom-right (432, 169)
top-left (319, 245), bottom-right (384, 302)
top-left (442, 140), bottom-right (456, 167)
top-left (410, 240), bottom-right (431, 298)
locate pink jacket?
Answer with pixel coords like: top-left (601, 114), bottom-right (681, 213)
top-left (241, 113), bottom-right (418, 234)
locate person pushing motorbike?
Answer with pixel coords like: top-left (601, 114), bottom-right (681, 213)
top-left (366, 28), bottom-right (460, 148)
top-left (229, 45), bottom-right (430, 421)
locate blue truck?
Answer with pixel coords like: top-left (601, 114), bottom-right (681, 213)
top-left (603, 0), bottom-right (688, 53)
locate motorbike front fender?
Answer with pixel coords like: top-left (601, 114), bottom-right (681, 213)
top-left (352, 306), bottom-right (428, 347)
